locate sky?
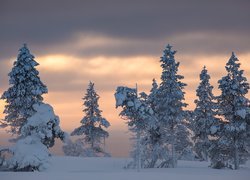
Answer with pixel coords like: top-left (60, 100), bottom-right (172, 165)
top-left (0, 0), bottom-right (250, 157)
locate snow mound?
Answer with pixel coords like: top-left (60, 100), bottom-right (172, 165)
top-left (3, 103), bottom-right (65, 171)
top-left (1, 157), bottom-right (250, 180)
top-left (8, 136), bottom-right (49, 171)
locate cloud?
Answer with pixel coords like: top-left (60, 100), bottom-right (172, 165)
top-left (169, 32), bottom-right (250, 55)
top-left (35, 55), bottom-right (161, 92)
top-left (0, 0), bottom-right (250, 59)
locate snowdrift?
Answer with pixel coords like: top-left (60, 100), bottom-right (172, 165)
top-left (1, 156), bottom-right (250, 180)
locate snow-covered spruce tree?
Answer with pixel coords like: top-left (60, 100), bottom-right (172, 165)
top-left (71, 82), bottom-right (110, 157)
top-left (115, 86), bottom-right (157, 169)
top-left (1, 44), bottom-right (48, 135)
top-left (155, 44), bottom-right (188, 168)
top-left (212, 52), bottom-right (250, 169)
top-left (193, 66), bottom-right (219, 161)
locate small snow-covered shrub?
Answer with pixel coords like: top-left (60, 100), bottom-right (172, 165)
top-left (4, 103), bottom-right (65, 171)
top-left (63, 139), bottom-right (85, 156)
top-left (8, 136), bottom-right (50, 171)
top-left (0, 148), bottom-right (12, 170)
top-left (63, 138), bottom-right (111, 157)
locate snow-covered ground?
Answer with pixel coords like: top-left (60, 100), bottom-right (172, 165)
top-left (1, 156), bottom-right (250, 180)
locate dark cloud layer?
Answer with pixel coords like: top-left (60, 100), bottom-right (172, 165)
top-left (0, 0), bottom-right (250, 59)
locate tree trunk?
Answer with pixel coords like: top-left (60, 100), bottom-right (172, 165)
top-left (172, 142), bottom-right (176, 168)
top-left (90, 127), bottom-right (94, 149)
top-left (103, 137), bottom-right (106, 152)
top-left (204, 136), bottom-right (208, 162)
top-left (171, 126), bottom-right (177, 168)
top-left (148, 158), bottom-right (157, 168)
top-left (205, 151), bottom-right (208, 162)
top-left (234, 138), bottom-right (239, 170)
top-left (136, 131), bottom-right (141, 171)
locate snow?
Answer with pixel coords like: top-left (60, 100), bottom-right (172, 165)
top-left (115, 92), bottom-right (126, 107)
top-left (21, 103), bottom-right (65, 147)
top-left (236, 109), bottom-right (247, 119)
top-left (2, 103), bottom-right (65, 171)
top-left (1, 156), bottom-right (250, 180)
top-left (24, 103), bottom-right (55, 127)
top-left (8, 136), bottom-right (50, 171)
top-left (210, 125), bottom-right (218, 134)
top-left (127, 101), bottom-right (134, 107)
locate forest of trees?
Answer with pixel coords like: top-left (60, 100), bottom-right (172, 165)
top-left (0, 44), bottom-right (250, 171)
top-left (114, 45), bottom-right (250, 170)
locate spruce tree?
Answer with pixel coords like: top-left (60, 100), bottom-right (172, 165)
top-left (155, 44), bottom-right (187, 168)
top-left (193, 66), bottom-right (218, 161)
top-left (215, 52), bottom-right (250, 169)
top-left (1, 44), bottom-right (48, 135)
top-left (71, 82), bottom-right (110, 156)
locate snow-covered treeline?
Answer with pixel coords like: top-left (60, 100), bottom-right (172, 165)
top-left (0, 44), bottom-right (250, 172)
top-left (115, 45), bottom-right (250, 170)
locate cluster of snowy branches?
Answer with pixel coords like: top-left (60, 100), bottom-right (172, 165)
top-left (115, 45), bottom-right (250, 170)
top-left (192, 52), bottom-right (250, 170)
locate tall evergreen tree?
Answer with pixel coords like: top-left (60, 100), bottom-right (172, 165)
top-left (214, 52), bottom-right (250, 169)
top-left (1, 44), bottom-right (48, 135)
top-left (155, 44), bottom-right (188, 168)
top-left (193, 66), bottom-right (218, 161)
top-left (71, 82), bottom-right (110, 156)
